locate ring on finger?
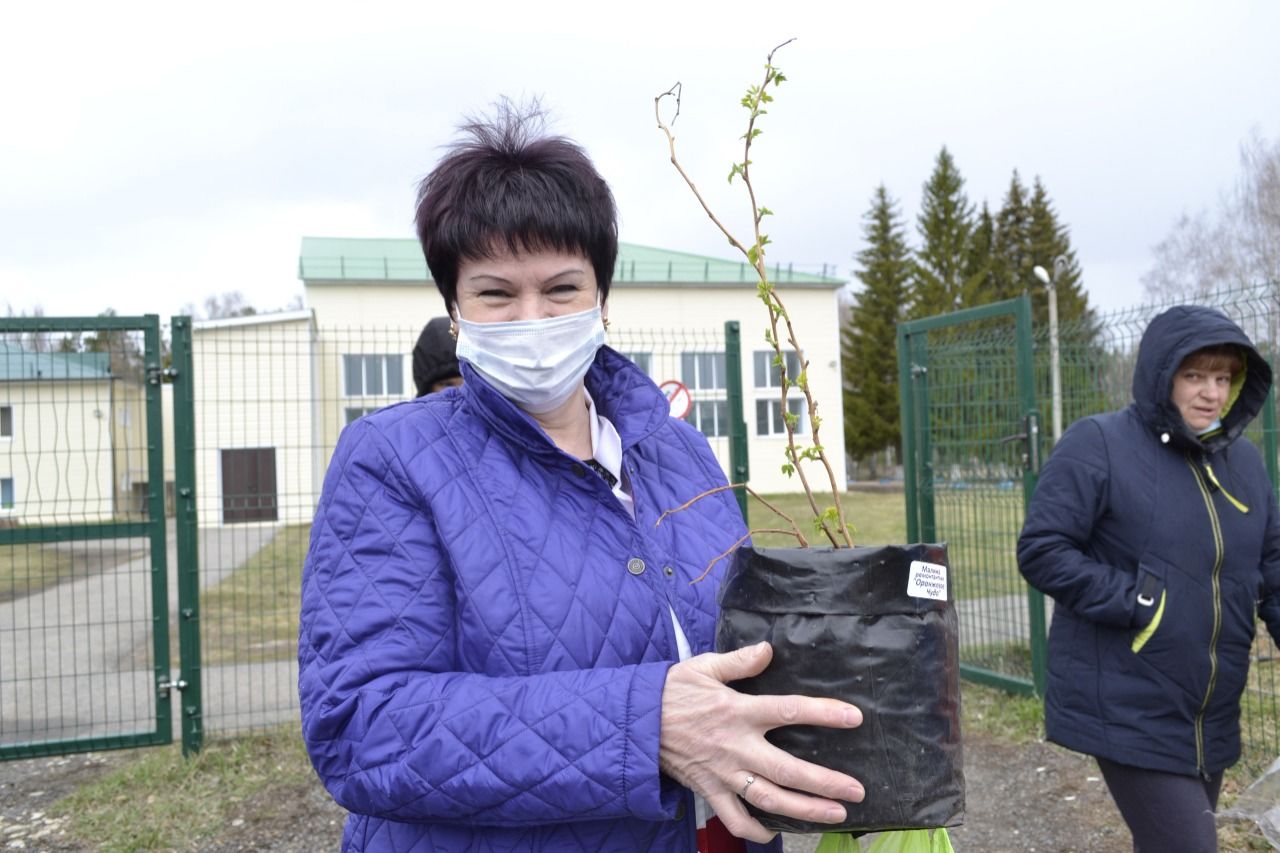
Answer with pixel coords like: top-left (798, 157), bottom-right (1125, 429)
top-left (740, 773), bottom-right (756, 799)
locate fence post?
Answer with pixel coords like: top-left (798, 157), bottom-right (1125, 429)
top-left (142, 315), bottom-right (174, 748)
top-left (171, 316), bottom-right (204, 756)
top-left (1013, 294), bottom-right (1049, 696)
top-left (724, 321), bottom-right (750, 521)
top-left (897, 323), bottom-right (919, 542)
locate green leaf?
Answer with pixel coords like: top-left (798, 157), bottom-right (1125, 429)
top-left (781, 463), bottom-right (795, 477)
top-left (758, 206), bottom-right (774, 217)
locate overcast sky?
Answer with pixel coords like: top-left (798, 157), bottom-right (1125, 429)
top-left (2, 0), bottom-right (1277, 323)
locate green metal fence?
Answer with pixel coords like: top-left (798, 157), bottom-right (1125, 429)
top-left (899, 297), bottom-right (1046, 697)
top-left (901, 281), bottom-right (1280, 773)
top-left (1, 314), bottom-right (747, 760)
top-left (0, 315), bottom-right (178, 759)
top-left (184, 316), bottom-right (746, 741)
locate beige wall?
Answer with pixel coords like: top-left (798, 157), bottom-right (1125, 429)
top-left (192, 315), bottom-right (318, 526)
top-left (306, 282), bottom-right (445, 328)
top-left (608, 284), bottom-right (846, 495)
top-left (305, 279), bottom-right (846, 496)
top-left (0, 379), bottom-right (117, 525)
top-left (181, 278), bottom-right (845, 535)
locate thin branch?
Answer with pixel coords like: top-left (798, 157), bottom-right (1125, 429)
top-left (690, 527), bottom-right (807, 584)
top-left (774, 289), bottom-right (854, 547)
top-left (654, 38), bottom-right (853, 550)
top-left (655, 89), bottom-right (752, 259)
top-left (654, 482), bottom-right (809, 547)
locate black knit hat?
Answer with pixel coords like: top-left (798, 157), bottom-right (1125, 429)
top-left (412, 316), bottom-right (460, 397)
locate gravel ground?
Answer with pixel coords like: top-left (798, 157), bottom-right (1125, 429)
top-left (0, 730), bottom-right (1139, 852)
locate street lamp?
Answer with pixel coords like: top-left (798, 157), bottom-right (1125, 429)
top-left (1033, 258), bottom-right (1066, 444)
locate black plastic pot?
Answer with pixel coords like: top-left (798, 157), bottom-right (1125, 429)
top-left (716, 543), bottom-right (964, 835)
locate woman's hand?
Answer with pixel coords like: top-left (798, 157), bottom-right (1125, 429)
top-left (659, 641), bottom-right (865, 843)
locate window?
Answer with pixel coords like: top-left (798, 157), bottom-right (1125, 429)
top-left (754, 349), bottom-right (806, 436)
top-left (343, 354), bottom-right (405, 397)
top-left (1, 477), bottom-right (13, 510)
top-left (680, 351), bottom-right (728, 440)
top-left (344, 407), bottom-right (379, 425)
top-left (618, 351), bottom-right (652, 376)
top-left (754, 350), bottom-right (801, 389)
top-left (688, 400), bottom-right (729, 438)
top-left (0, 405), bottom-right (11, 439)
top-left (756, 397), bottom-right (806, 436)
top-left (681, 352), bottom-right (726, 390)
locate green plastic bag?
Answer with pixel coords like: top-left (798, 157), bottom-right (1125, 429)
top-left (814, 832), bottom-right (860, 853)
top-left (865, 829), bottom-right (956, 853)
top-left (815, 828), bottom-right (956, 853)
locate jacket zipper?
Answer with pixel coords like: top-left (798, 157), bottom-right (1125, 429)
top-left (1185, 458), bottom-right (1224, 776)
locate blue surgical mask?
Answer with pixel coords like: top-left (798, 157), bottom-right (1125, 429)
top-left (455, 306), bottom-right (605, 414)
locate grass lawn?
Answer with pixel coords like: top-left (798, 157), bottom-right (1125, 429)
top-left (53, 726), bottom-right (322, 852)
top-left (199, 524), bottom-right (311, 667)
top-left (747, 489), bottom-right (906, 548)
top-left (0, 542), bottom-right (76, 602)
top-left (0, 540), bottom-right (142, 603)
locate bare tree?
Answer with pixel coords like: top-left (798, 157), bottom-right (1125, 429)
top-left (1143, 132), bottom-right (1280, 300)
top-left (180, 290), bottom-right (258, 320)
top-left (3, 303), bottom-right (54, 352)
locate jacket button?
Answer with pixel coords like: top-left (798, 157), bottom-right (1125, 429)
top-left (627, 557), bottom-right (646, 575)
top-left (663, 565), bottom-right (674, 577)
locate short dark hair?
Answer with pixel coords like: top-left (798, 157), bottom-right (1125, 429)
top-left (1180, 344), bottom-right (1245, 377)
top-left (413, 100), bottom-right (618, 313)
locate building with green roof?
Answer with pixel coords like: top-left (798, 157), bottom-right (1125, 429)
top-left (288, 235), bottom-right (847, 495)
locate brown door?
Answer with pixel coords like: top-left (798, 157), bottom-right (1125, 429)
top-left (221, 447), bottom-right (278, 523)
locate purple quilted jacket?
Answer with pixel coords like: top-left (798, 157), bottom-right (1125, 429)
top-left (299, 347), bottom-right (748, 851)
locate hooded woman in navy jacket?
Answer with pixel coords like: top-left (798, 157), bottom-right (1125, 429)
top-left (1019, 305), bottom-right (1280, 851)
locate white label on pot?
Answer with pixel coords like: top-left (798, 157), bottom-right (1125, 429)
top-left (908, 560), bottom-right (948, 601)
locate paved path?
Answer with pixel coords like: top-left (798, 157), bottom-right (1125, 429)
top-left (1, 522), bottom-right (280, 748)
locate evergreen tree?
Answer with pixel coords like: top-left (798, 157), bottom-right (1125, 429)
top-left (911, 147), bottom-right (974, 318)
top-left (1026, 176), bottom-right (1091, 327)
top-left (961, 202), bottom-right (996, 307)
top-left (988, 171), bottom-right (1034, 303)
top-left (844, 185), bottom-right (912, 476)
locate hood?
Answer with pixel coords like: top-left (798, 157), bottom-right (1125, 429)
top-left (1132, 305), bottom-right (1273, 452)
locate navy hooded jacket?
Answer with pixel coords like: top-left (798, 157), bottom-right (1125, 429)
top-left (1018, 305), bottom-right (1280, 776)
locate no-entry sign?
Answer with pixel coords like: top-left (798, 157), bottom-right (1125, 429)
top-left (658, 380), bottom-right (692, 420)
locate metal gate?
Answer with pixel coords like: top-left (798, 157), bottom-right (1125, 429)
top-left (0, 315), bottom-right (199, 758)
top-left (898, 296), bottom-right (1048, 695)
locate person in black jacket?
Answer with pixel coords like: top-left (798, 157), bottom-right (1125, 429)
top-left (411, 315), bottom-right (463, 397)
top-left (1018, 304), bottom-right (1280, 852)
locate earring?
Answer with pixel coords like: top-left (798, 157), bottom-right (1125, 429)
top-left (449, 321), bottom-right (459, 340)
top-left (602, 317), bottom-right (611, 332)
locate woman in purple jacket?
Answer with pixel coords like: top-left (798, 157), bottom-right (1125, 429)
top-left (298, 104), bottom-right (866, 852)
